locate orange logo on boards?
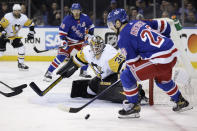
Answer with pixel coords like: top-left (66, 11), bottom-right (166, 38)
top-left (188, 34), bottom-right (197, 53)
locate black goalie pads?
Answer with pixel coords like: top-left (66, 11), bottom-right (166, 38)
top-left (56, 56), bottom-right (79, 78)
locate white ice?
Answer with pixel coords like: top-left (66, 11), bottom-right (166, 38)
top-left (0, 61), bottom-right (197, 131)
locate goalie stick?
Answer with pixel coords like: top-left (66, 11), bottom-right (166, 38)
top-left (58, 79), bottom-right (121, 113)
top-left (0, 81), bottom-right (27, 97)
top-left (29, 76), bottom-right (63, 96)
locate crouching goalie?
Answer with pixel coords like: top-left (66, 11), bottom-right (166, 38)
top-left (56, 35), bottom-right (148, 103)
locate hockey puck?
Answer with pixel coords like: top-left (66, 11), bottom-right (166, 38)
top-left (85, 114), bottom-right (90, 120)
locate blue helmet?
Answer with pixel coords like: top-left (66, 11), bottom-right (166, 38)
top-left (71, 3), bottom-right (81, 10)
top-left (107, 8), bottom-right (128, 29)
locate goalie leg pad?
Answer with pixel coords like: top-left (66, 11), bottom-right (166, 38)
top-left (98, 74), bottom-right (126, 103)
top-left (88, 76), bottom-right (101, 94)
top-left (71, 79), bottom-right (95, 98)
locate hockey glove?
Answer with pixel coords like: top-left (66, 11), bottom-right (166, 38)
top-left (0, 31), bottom-right (7, 39)
top-left (27, 31), bottom-right (35, 41)
top-left (59, 39), bottom-right (69, 50)
top-left (56, 56), bottom-right (79, 78)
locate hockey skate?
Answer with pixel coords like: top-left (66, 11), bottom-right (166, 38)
top-left (43, 71), bottom-right (52, 82)
top-left (18, 62), bottom-right (29, 71)
top-left (118, 100), bottom-right (141, 119)
top-left (172, 94), bottom-right (193, 112)
top-left (79, 69), bottom-right (91, 78)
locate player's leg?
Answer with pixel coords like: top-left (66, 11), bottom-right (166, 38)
top-left (154, 58), bottom-right (189, 112)
top-left (70, 79), bottom-right (95, 98)
top-left (44, 47), bottom-right (71, 81)
top-left (11, 38), bottom-right (28, 71)
top-left (118, 59), bottom-right (159, 118)
top-left (70, 76), bottom-right (100, 98)
top-left (97, 73), bottom-right (126, 103)
top-left (119, 67), bottom-right (141, 118)
top-left (0, 37), bottom-right (7, 57)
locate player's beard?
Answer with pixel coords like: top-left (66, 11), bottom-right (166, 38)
top-left (13, 12), bottom-right (21, 18)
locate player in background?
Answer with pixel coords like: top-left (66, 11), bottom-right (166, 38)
top-left (56, 35), bottom-right (148, 103)
top-left (107, 9), bottom-right (190, 118)
top-left (0, 4), bottom-right (35, 70)
top-left (44, 3), bottom-right (94, 82)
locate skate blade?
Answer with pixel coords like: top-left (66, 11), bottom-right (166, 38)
top-left (176, 106), bottom-right (193, 113)
top-left (43, 78), bottom-right (52, 82)
top-left (118, 113), bottom-right (140, 119)
top-left (19, 68), bottom-right (29, 71)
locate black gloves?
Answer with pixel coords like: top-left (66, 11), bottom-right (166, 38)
top-left (0, 31), bottom-right (7, 39)
top-left (27, 31), bottom-right (35, 41)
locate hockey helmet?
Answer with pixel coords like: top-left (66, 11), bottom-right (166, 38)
top-left (89, 35), bottom-right (105, 56)
top-left (71, 3), bottom-right (81, 10)
top-left (107, 8), bottom-right (128, 30)
top-left (13, 4), bottom-right (21, 11)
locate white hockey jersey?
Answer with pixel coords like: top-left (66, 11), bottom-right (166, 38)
top-left (0, 12), bottom-right (32, 39)
top-left (73, 44), bottom-right (125, 79)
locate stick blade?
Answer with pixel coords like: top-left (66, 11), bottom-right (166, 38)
top-left (12, 84), bottom-right (27, 91)
top-left (57, 104), bottom-right (81, 113)
top-left (29, 82), bottom-right (43, 96)
top-left (0, 89), bottom-right (23, 97)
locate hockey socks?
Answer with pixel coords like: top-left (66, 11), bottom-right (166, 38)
top-left (48, 54), bottom-right (67, 73)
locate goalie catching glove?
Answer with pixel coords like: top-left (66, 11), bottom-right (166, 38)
top-left (56, 56), bottom-right (79, 78)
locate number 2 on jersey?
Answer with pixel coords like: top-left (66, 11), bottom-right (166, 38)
top-left (140, 25), bottom-right (164, 48)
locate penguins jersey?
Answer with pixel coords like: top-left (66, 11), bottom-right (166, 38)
top-left (0, 12), bottom-right (33, 38)
top-left (73, 44), bottom-right (125, 79)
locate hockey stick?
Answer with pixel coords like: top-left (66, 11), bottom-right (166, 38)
top-left (33, 46), bottom-right (54, 53)
top-left (58, 79), bottom-right (121, 113)
top-left (29, 76), bottom-right (63, 96)
top-left (33, 41), bottom-right (88, 53)
top-left (0, 81), bottom-right (27, 97)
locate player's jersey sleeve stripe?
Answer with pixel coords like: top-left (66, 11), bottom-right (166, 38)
top-left (59, 30), bottom-right (68, 36)
top-left (157, 20), bottom-right (168, 34)
top-left (74, 50), bottom-right (88, 66)
top-left (126, 55), bottom-right (140, 65)
top-left (24, 19), bottom-right (33, 26)
top-left (0, 17), bottom-right (9, 28)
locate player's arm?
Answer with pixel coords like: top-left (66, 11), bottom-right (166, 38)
top-left (0, 17), bottom-right (9, 39)
top-left (85, 15), bottom-right (95, 35)
top-left (73, 49), bottom-right (89, 67)
top-left (24, 18), bottom-right (35, 40)
top-left (108, 52), bottom-right (125, 73)
top-left (143, 19), bottom-right (171, 38)
top-left (58, 16), bottom-right (70, 48)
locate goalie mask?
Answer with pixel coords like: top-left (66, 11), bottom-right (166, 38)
top-left (89, 35), bottom-right (105, 57)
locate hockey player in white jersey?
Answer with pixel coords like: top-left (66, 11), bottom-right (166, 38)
top-left (0, 4), bottom-right (35, 70)
top-left (56, 35), bottom-right (148, 103)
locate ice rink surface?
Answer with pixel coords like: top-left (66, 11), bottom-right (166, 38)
top-left (0, 61), bottom-right (197, 131)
